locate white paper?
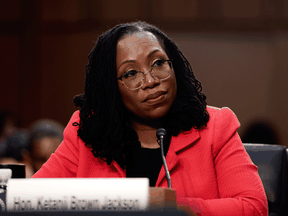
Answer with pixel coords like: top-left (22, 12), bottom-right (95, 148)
top-left (6, 178), bottom-right (149, 211)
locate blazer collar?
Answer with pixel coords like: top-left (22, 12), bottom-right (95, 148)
top-left (169, 128), bottom-right (200, 153)
top-left (156, 128), bottom-right (200, 186)
top-left (112, 128), bottom-right (201, 181)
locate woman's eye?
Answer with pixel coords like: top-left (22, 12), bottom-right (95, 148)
top-left (153, 59), bottom-right (165, 67)
top-left (123, 70), bottom-right (138, 78)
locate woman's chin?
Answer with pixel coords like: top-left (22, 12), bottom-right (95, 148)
top-left (138, 108), bottom-right (170, 122)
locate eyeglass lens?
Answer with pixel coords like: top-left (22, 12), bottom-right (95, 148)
top-left (123, 61), bottom-right (172, 90)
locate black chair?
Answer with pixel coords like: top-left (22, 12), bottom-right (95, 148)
top-left (243, 143), bottom-right (288, 216)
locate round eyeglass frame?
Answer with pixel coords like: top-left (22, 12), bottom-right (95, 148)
top-left (117, 60), bottom-right (173, 90)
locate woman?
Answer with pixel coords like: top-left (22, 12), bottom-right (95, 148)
top-left (33, 21), bottom-right (268, 215)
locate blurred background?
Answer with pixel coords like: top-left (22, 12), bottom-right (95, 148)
top-left (1, 0), bottom-right (288, 174)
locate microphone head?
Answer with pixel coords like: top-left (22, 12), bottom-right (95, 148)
top-left (156, 128), bottom-right (166, 140)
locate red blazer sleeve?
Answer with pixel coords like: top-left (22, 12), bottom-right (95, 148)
top-left (32, 111), bottom-right (80, 178)
top-left (177, 107), bottom-right (268, 216)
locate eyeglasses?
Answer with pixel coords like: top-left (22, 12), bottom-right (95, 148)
top-left (117, 59), bottom-right (173, 90)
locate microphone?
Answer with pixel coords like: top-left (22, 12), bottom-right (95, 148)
top-left (156, 128), bottom-right (172, 188)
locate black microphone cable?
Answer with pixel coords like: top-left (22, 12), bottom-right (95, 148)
top-left (156, 128), bottom-right (172, 189)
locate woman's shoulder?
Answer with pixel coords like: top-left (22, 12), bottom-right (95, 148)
top-left (206, 106), bottom-right (239, 124)
top-left (63, 110), bottom-right (80, 134)
top-left (204, 106), bottom-right (241, 135)
top-left (70, 110), bottom-right (80, 124)
top-left (204, 105), bottom-right (240, 138)
top-left (206, 105), bottom-right (235, 115)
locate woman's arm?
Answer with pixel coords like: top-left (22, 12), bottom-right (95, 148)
top-left (177, 108), bottom-right (268, 216)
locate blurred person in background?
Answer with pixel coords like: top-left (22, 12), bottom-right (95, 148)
top-left (0, 111), bottom-right (18, 147)
top-left (241, 121), bottom-right (280, 145)
top-left (0, 111), bottom-right (33, 178)
top-left (28, 119), bottom-right (64, 172)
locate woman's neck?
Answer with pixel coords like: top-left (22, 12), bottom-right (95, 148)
top-left (130, 118), bottom-right (164, 149)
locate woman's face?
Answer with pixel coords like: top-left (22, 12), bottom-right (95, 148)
top-left (116, 31), bottom-right (177, 121)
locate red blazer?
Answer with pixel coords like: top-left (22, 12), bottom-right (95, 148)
top-left (33, 106), bottom-right (268, 215)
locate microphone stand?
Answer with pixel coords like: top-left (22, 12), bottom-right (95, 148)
top-left (157, 128), bottom-right (172, 189)
top-left (155, 129), bottom-right (197, 215)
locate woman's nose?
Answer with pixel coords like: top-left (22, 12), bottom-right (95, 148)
top-left (142, 71), bottom-right (160, 89)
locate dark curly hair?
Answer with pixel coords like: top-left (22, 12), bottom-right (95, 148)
top-left (73, 21), bottom-right (209, 169)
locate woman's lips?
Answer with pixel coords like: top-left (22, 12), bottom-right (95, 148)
top-left (143, 91), bottom-right (167, 103)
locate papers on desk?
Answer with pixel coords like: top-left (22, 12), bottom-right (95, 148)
top-left (6, 178), bottom-right (149, 212)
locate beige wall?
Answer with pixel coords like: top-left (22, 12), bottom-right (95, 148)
top-left (170, 32), bottom-right (288, 145)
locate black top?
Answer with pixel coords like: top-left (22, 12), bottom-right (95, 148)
top-left (126, 137), bottom-right (171, 187)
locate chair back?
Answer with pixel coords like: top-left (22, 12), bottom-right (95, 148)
top-left (243, 144), bottom-right (288, 216)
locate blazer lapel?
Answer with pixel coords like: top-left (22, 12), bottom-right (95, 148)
top-left (155, 128), bottom-right (200, 187)
top-left (170, 128), bottom-right (200, 153)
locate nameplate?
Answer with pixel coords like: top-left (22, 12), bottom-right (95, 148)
top-left (6, 178), bottom-right (149, 212)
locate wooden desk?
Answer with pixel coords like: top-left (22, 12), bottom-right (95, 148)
top-left (149, 187), bottom-right (197, 216)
